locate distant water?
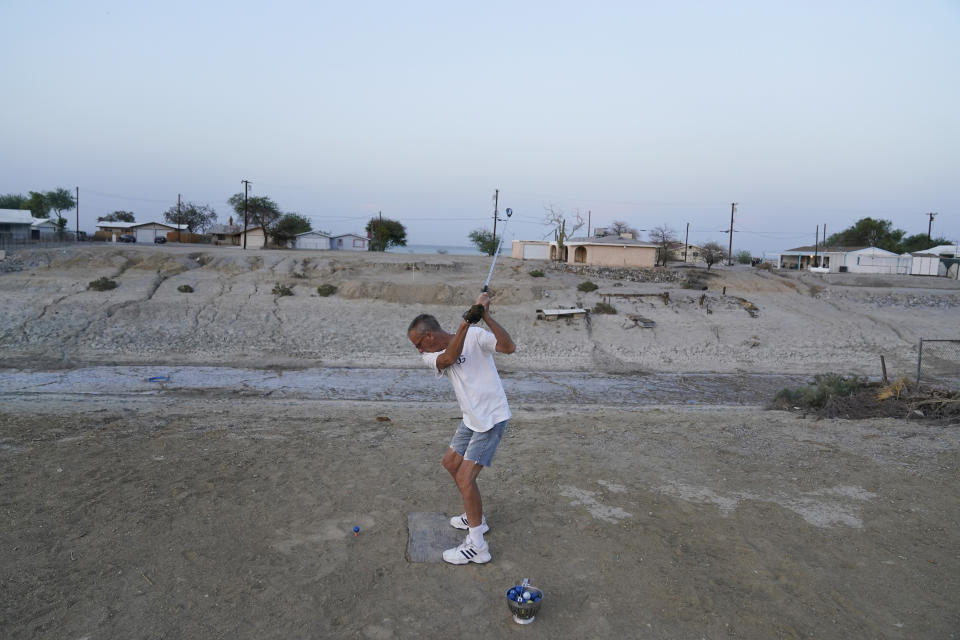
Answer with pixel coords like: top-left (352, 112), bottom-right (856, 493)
top-left (387, 244), bottom-right (484, 256)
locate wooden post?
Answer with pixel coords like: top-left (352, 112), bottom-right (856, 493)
top-left (880, 355), bottom-right (888, 384)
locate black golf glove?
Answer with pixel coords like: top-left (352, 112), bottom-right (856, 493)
top-left (463, 304), bottom-right (484, 324)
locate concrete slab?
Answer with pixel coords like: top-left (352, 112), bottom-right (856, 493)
top-left (406, 512), bottom-right (464, 563)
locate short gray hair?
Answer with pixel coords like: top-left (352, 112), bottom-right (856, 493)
top-left (408, 314), bottom-right (441, 335)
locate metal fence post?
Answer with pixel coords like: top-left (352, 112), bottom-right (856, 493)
top-left (916, 338), bottom-right (924, 390)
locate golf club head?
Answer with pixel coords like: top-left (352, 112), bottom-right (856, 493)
top-left (505, 208), bottom-right (513, 217)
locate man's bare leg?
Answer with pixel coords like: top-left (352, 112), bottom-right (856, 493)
top-left (442, 448), bottom-right (484, 527)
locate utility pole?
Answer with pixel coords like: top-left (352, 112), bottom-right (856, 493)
top-left (588, 210), bottom-right (592, 237)
top-left (927, 212), bottom-right (938, 242)
top-left (241, 179), bottom-right (251, 250)
top-left (684, 222), bottom-right (689, 262)
top-left (492, 189), bottom-right (499, 240)
top-left (75, 186), bottom-right (79, 241)
top-left (814, 224), bottom-right (819, 268)
top-left (727, 202), bottom-right (737, 265)
top-left (177, 194), bottom-right (182, 242)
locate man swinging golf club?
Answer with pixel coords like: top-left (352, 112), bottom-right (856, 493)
top-left (407, 290), bottom-right (515, 564)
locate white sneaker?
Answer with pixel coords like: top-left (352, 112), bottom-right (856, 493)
top-left (442, 536), bottom-right (492, 565)
top-left (449, 513), bottom-right (489, 534)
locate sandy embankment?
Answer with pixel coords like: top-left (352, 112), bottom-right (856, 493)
top-left (1, 244), bottom-right (958, 377)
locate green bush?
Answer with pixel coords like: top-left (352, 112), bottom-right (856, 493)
top-left (272, 283), bottom-right (294, 297)
top-left (88, 277), bottom-right (117, 291)
top-left (772, 374), bottom-right (868, 410)
top-left (577, 281), bottom-right (599, 292)
top-left (177, 284), bottom-right (194, 293)
top-left (592, 301), bottom-right (617, 314)
top-left (529, 270), bottom-right (545, 278)
top-left (317, 283), bottom-right (337, 297)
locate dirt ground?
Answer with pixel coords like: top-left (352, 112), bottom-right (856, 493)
top-left (2, 394), bottom-right (958, 639)
top-left (2, 245), bottom-right (959, 639)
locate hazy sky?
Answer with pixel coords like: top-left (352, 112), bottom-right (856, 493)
top-left (2, 0), bottom-right (957, 255)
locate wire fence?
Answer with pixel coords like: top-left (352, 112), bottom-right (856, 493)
top-left (0, 235), bottom-right (83, 252)
top-left (916, 339), bottom-right (960, 391)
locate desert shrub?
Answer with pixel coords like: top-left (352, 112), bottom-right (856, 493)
top-left (771, 374), bottom-right (868, 410)
top-left (592, 301), bottom-right (617, 314)
top-left (317, 283), bottom-right (337, 297)
top-left (577, 281), bottom-right (598, 292)
top-left (291, 272), bottom-right (307, 279)
top-left (177, 284), bottom-right (194, 293)
top-left (735, 250), bottom-right (753, 264)
top-left (755, 262), bottom-right (772, 270)
top-left (88, 277), bottom-right (117, 291)
top-left (272, 283), bottom-right (294, 297)
top-left (529, 270), bottom-right (545, 278)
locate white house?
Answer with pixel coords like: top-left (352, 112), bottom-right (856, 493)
top-left (294, 231), bottom-right (331, 250)
top-left (774, 245), bottom-right (909, 274)
top-left (31, 217), bottom-right (60, 238)
top-left (0, 209), bottom-right (36, 244)
top-left (332, 233), bottom-right (368, 251)
top-left (96, 220), bottom-right (186, 242)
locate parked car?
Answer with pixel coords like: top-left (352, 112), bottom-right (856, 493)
top-left (119, 234), bottom-right (136, 243)
top-left (154, 236), bottom-right (167, 244)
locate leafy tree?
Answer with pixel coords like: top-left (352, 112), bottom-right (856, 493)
top-left (365, 216), bottom-right (407, 251)
top-left (825, 217), bottom-right (905, 252)
top-left (272, 213), bottom-right (313, 245)
top-left (701, 241), bottom-right (726, 270)
top-left (25, 191), bottom-right (48, 218)
top-left (163, 202), bottom-right (217, 234)
top-left (544, 204), bottom-right (585, 260)
top-left (0, 193), bottom-right (28, 210)
top-left (45, 188), bottom-right (76, 225)
top-left (468, 228), bottom-right (500, 255)
top-left (735, 249), bottom-right (753, 264)
top-left (228, 193), bottom-right (283, 248)
top-left (98, 210), bottom-right (136, 223)
top-left (899, 233), bottom-right (950, 254)
top-left (648, 225), bottom-right (678, 266)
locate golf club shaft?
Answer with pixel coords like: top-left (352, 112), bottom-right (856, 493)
top-left (482, 213), bottom-right (511, 292)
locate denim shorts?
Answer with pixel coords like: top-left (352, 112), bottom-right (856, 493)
top-left (449, 420), bottom-right (508, 467)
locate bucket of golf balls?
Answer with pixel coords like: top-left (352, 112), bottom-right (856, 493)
top-left (505, 579), bottom-right (543, 624)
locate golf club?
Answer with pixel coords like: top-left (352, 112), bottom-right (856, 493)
top-left (482, 208), bottom-right (512, 292)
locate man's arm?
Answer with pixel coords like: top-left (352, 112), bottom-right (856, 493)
top-left (478, 292), bottom-right (515, 354)
top-left (434, 320), bottom-right (470, 371)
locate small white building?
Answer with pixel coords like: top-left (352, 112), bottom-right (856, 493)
top-left (294, 231), bottom-right (332, 250)
top-left (0, 209), bottom-right (35, 244)
top-left (31, 217), bottom-right (60, 238)
top-left (332, 234), bottom-right (369, 251)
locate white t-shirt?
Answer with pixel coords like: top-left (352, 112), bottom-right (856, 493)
top-left (421, 326), bottom-right (511, 432)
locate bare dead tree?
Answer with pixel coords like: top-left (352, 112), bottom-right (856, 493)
top-left (648, 224), bottom-right (678, 266)
top-left (610, 220), bottom-right (638, 237)
top-left (544, 204), bottom-right (585, 260)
